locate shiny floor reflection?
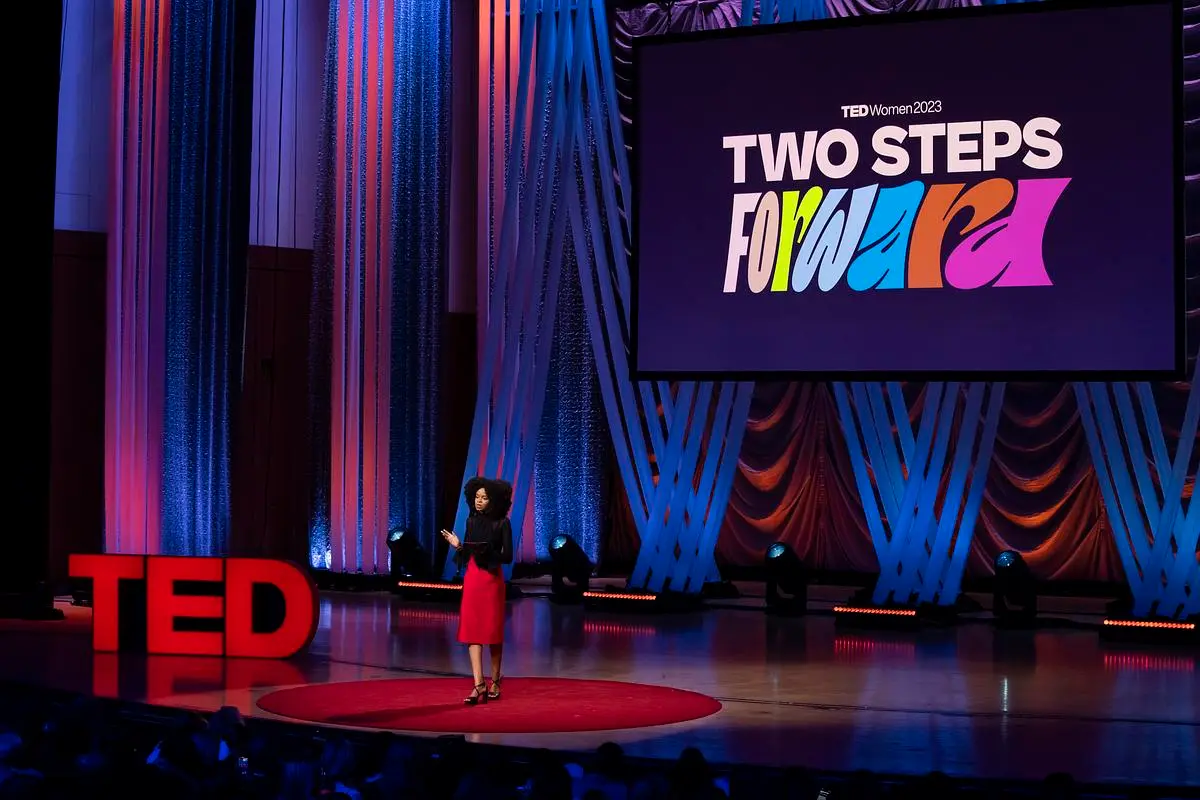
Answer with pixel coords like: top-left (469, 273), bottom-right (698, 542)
top-left (0, 592), bottom-right (1195, 787)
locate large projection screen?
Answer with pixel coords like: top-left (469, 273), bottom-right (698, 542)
top-left (630, 0), bottom-right (1183, 380)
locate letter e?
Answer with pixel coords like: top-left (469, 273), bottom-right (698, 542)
top-left (146, 556), bottom-right (225, 657)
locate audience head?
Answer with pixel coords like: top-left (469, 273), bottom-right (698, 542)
top-left (528, 757), bottom-right (572, 800)
top-left (1043, 771), bottom-right (1080, 800)
top-left (596, 741), bottom-right (626, 776)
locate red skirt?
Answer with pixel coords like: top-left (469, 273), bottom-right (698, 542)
top-left (457, 559), bottom-right (506, 645)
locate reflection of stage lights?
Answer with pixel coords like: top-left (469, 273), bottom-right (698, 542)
top-left (1100, 616), bottom-right (1198, 646)
top-left (581, 620), bottom-right (658, 637)
top-left (833, 635), bottom-right (916, 662)
top-left (764, 542), bottom-right (808, 616)
top-left (993, 550), bottom-right (1037, 628)
top-left (387, 528), bottom-right (432, 581)
top-left (393, 608), bottom-right (459, 627)
top-left (1102, 651), bottom-right (1196, 672)
top-left (550, 534), bottom-right (592, 603)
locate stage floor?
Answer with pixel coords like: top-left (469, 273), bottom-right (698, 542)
top-left (0, 589), bottom-right (1196, 787)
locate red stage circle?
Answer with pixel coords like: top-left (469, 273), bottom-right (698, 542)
top-left (256, 678), bottom-right (722, 734)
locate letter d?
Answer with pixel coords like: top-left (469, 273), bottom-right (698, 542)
top-left (224, 559), bottom-right (318, 658)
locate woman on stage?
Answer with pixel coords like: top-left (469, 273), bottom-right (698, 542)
top-left (440, 477), bottom-right (513, 705)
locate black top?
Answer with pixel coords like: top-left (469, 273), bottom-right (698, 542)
top-left (457, 477), bottom-right (514, 572)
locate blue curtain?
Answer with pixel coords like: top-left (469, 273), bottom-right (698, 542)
top-left (535, 235), bottom-right (608, 563)
top-left (309, 1), bottom-right (338, 569)
top-left (386, 0), bottom-right (450, 559)
top-left (163, 0), bottom-right (256, 556)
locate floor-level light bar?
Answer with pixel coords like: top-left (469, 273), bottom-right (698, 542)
top-left (394, 580), bottom-right (464, 602)
top-left (833, 603), bottom-right (919, 621)
top-left (832, 591), bottom-right (947, 629)
top-left (1099, 616), bottom-right (1198, 646)
top-left (581, 588), bottom-right (704, 614)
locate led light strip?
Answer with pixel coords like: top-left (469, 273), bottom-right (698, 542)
top-left (833, 605), bottom-right (918, 617)
top-left (582, 591), bottom-right (657, 601)
top-left (1102, 618), bottom-right (1195, 630)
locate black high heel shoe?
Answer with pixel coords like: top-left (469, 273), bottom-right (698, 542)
top-left (464, 682), bottom-right (488, 705)
top-left (487, 676), bottom-right (502, 701)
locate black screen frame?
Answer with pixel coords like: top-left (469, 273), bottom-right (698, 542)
top-left (628, 0), bottom-right (1186, 383)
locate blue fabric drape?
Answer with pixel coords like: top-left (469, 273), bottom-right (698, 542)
top-left (163, 0), bottom-right (256, 556)
top-left (386, 0), bottom-right (450, 560)
top-left (309, 1), bottom-right (338, 569)
top-left (535, 237), bottom-right (608, 563)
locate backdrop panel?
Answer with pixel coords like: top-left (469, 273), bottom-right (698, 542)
top-left (106, 0), bottom-right (170, 554)
top-left (106, 0), bottom-right (255, 557)
top-left (250, 0), bottom-right (328, 251)
top-left (465, 0), bottom-right (610, 567)
top-left (310, 0), bottom-right (450, 572)
top-left (452, 0), bottom-right (751, 592)
top-left (164, 0), bottom-right (256, 557)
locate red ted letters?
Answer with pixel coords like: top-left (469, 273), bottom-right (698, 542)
top-left (69, 555), bottom-right (318, 658)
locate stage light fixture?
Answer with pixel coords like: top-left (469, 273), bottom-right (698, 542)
top-left (549, 534), bottom-right (592, 603)
top-left (387, 528), bottom-right (433, 582)
top-left (389, 528), bottom-right (467, 602)
top-left (764, 541), bottom-right (808, 616)
top-left (992, 550), bottom-right (1037, 627)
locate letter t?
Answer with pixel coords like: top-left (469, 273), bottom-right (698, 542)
top-left (69, 554), bottom-right (145, 652)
